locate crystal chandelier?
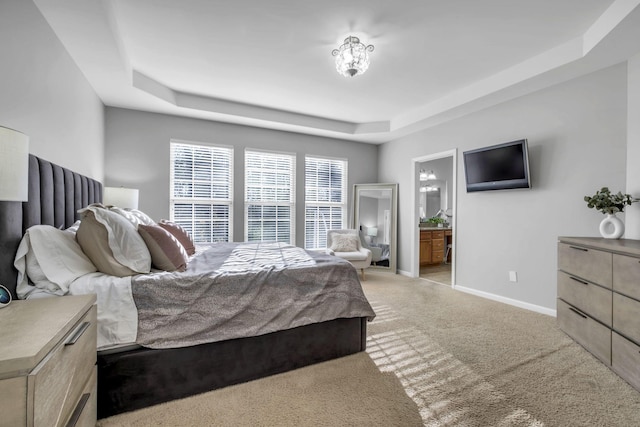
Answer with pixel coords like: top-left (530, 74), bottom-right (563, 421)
top-left (331, 36), bottom-right (374, 77)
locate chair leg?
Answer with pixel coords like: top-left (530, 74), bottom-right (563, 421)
top-left (361, 269), bottom-right (366, 281)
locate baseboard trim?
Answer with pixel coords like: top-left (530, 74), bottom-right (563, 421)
top-left (397, 269), bottom-right (412, 277)
top-left (453, 285), bottom-right (557, 317)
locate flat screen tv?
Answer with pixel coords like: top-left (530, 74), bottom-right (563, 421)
top-left (463, 139), bottom-right (531, 192)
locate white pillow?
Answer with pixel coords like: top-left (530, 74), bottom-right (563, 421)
top-left (330, 234), bottom-right (360, 252)
top-left (77, 205), bottom-right (151, 275)
top-left (109, 207), bottom-right (155, 226)
top-left (15, 225), bottom-right (97, 298)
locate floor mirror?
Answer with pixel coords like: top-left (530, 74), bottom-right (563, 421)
top-left (352, 183), bottom-right (398, 273)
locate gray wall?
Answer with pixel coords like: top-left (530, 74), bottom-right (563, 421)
top-left (105, 107), bottom-right (378, 247)
top-left (0, 0), bottom-right (104, 180)
top-left (379, 64), bottom-right (628, 312)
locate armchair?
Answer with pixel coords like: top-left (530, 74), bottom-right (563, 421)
top-left (326, 229), bottom-right (372, 280)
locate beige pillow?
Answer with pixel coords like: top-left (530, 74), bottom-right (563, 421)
top-left (330, 234), bottom-right (359, 252)
top-left (138, 224), bottom-right (188, 272)
top-left (158, 220), bottom-right (196, 255)
top-left (76, 207), bottom-right (151, 277)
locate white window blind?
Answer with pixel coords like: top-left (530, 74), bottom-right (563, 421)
top-left (170, 141), bottom-right (233, 243)
top-left (245, 149), bottom-right (295, 243)
top-left (304, 156), bottom-right (347, 249)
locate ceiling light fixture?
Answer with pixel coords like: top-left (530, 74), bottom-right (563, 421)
top-left (331, 36), bottom-right (374, 77)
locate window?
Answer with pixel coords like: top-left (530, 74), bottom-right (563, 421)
top-left (304, 156), bottom-right (347, 249)
top-left (170, 141), bottom-right (233, 243)
top-left (245, 149), bottom-right (295, 243)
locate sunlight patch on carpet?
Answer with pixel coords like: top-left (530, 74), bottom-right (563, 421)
top-left (366, 302), bottom-right (545, 427)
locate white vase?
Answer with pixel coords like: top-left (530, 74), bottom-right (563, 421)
top-left (599, 213), bottom-right (625, 239)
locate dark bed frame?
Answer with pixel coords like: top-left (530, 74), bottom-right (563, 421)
top-left (0, 155), bottom-right (367, 418)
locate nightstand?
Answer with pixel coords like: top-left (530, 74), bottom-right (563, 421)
top-left (0, 294), bottom-right (97, 427)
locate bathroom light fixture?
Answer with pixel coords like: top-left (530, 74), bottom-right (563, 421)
top-left (419, 169), bottom-right (436, 181)
top-left (331, 36), bottom-right (374, 77)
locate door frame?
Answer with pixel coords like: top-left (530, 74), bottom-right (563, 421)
top-left (411, 149), bottom-right (457, 287)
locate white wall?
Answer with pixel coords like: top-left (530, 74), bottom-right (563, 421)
top-left (0, 0), bottom-right (104, 180)
top-left (379, 64), bottom-right (628, 311)
top-left (626, 54), bottom-right (640, 239)
top-left (105, 107), bottom-right (378, 247)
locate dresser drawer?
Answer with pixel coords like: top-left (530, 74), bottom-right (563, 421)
top-left (611, 332), bottom-right (640, 392)
top-left (30, 305), bottom-right (97, 427)
top-left (557, 271), bottom-right (612, 327)
top-left (432, 239), bottom-right (444, 251)
top-left (558, 243), bottom-right (612, 288)
top-left (613, 293), bottom-right (640, 345)
top-left (613, 253), bottom-right (640, 301)
top-left (557, 299), bottom-right (611, 365)
top-left (432, 250), bottom-right (444, 263)
top-left (431, 230), bottom-right (444, 239)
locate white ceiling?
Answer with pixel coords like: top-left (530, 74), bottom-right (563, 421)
top-left (34, 0), bottom-right (640, 143)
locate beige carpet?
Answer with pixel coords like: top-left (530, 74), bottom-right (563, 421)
top-left (97, 271), bottom-right (640, 426)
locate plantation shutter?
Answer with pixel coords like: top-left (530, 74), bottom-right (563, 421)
top-left (170, 141), bottom-right (233, 243)
top-left (245, 149), bottom-right (295, 243)
top-left (304, 156), bottom-right (347, 249)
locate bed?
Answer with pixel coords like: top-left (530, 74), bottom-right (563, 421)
top-left (0, 155), bottom-right (375, 418)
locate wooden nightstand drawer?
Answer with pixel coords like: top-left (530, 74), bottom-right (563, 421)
top-left (66, 367), bottom-right (97, 427)
top-left (0, 377), bottom-right (27, 426)
top-left (30, 304), bottom-right (97, 426)
top-left (557, 271), bottom-right (612, 327)
top-left (613, 253), bottom-right (640, 301)
top-left (558, 242), bottom-right (612, 288)
top-left (557, 299), bottom-right (611, 365)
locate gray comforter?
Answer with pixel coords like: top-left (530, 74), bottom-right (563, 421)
top-left (131, 242), bottom-right (376, 349)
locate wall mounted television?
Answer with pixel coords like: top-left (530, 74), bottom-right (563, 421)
top-left (463, 139), bottom-right (531, 192)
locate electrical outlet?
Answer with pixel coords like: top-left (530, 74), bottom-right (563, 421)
top-left (509, 271), bottom-right (518, 282)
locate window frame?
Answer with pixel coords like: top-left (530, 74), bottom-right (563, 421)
top-left (169, 139), bottom-right (234, 243)
top-left (244, 148), bottom-right (296, 244)
top-left (304, 155), bottom-right (348, 249)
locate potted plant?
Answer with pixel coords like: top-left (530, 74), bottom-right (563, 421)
top-left (584, 187), bottom-right (638, 239)
top-left (426, 217), bottom-right (446, 228)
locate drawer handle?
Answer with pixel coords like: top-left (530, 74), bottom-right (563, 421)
top-left (65, 321), bottom-right (90, 346)
top-left (65, 393), bottom-right (90, 427)
top-left (568, 306), bottom-right (587, 319)
top-left (569, 246), bottom-right (588, 252)
top-left (569, 276), bottom-right (589, 286)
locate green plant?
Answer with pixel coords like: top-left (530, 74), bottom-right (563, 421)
top-left (584, 187), bottom-right (638, 215)
top-left (426, 216), bottom-right (445, 224)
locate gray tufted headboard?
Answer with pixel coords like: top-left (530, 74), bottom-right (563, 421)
top-left (0, 155), bottom-right (102, 298)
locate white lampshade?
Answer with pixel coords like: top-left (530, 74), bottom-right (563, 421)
top-left (104, 186), bottom-right (139, 209)
top-left (0, 126), bottom-right (29, 202)
top-left (367, 227), bottom-right (378, 237)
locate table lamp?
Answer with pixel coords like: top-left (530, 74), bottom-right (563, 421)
top-left (104, 186), bottom-right (139, 209)
top-left (0, 126), bottom-right (29, 308)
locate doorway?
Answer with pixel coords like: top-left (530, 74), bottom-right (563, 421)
top-left (411, 150), bottom-right (456, 287)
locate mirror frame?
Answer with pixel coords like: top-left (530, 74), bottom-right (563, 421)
top-left (352, 183), bottom-right (398, 273)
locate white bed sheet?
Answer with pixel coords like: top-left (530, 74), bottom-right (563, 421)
top-left (69, 272), bottom-right (138, 350)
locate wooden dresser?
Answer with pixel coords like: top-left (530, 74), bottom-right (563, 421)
top-left (557, 236), bottom-right (640, 392)
top-left (0, 294), bottom-right (97, 427)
